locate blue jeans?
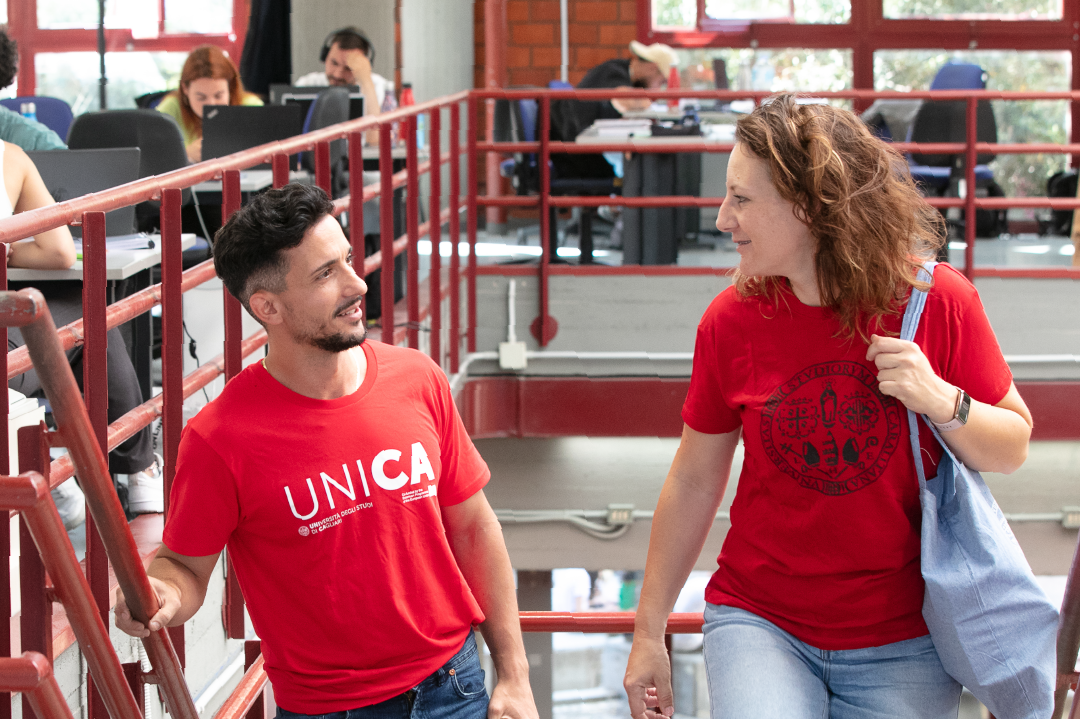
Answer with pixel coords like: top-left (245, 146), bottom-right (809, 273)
top-left (702, 604), bottom-right (961, 719)
top-left (276, 633), bottom-right (489, 719)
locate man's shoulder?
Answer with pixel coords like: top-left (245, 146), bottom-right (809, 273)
top-left (186, 363), bottom-right (265, 433)
top-left (369, 340), bottom-right (442, 379)
top-left (294, 71), bottom-right (329, 87)
top-left (580, 58), bottom-right (631, 89)
top-left (0, 107), bottom-right (66, 151)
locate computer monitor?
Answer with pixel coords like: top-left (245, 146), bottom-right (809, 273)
top-left (26, 147), bottom-right (141, 237)
top-left (200, 105), bottom-right (305, 170)
top-left (268, 84), bottom-right (365, 122)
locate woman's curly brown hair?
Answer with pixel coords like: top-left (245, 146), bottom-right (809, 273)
top-left (732, 93), bottom-right (945, 341)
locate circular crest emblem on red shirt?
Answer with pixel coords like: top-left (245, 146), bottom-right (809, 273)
top-left (761, 361), bottom-right (901, 495)
top-left (298, 525), bottom-right (310, 537)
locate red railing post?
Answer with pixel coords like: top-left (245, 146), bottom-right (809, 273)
top-left (380, 123), bottom-right (396, 345)
top-left (220, 170), bottom-right (246, 642)
top-left (272, 153), bottom-right (290, 188)
top-left (537, 96), bottom-right (554, 347)
top-left (466, 96), bottom-right (478, 353)
top-left (17, 422), bottom-right (51, 719)
top-left (82, 210), bottom-right (111, 719)
top-left (449, 102), bottom-right (462, 373)
top-left (429, 107), bottom-right (442, 366)
top-left (161, 188), bottom-right (184, 523)
top-left (348, 132), bottom-right (367, 322)
top-left (406, 115), bottom-right (420, 349)
top-left (314, 141), bottom-right (332, 195)
top-left (964, 95), bottom-right (978, 279)
top-left (243, 640), bottom-right (264, 719)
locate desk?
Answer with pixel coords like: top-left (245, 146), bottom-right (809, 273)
top-left (9, 234), bottom-right (196, 401)
top-left (576, 122), bottom-right (734, 264)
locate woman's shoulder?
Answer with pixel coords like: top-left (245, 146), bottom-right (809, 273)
top-left (239, 93), bottom-right (264, 107)
top-left (699, 284), bottom-right (746, 325)
top-left (927, 261), bottom-right (980, 305)
top-left (156, 92), bottom-right (181, 115)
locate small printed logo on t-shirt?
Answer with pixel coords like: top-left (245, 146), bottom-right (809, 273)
top-left (761, 361), bottom-right (901, 495)
top-left (283, 441), bottom-right (438, 535)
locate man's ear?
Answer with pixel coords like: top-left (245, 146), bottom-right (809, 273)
top-left (248, 289), bottom-right (282, 326)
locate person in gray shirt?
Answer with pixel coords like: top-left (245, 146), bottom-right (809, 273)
top-left (0, 28), bottom-right (66, 151)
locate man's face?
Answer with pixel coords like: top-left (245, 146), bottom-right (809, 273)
top-left (629, 57), bottom-right (665, 89)
top-left (324, 43), bottom-right (357, 86)
top-left (275, 215), bottom-right (368, 352)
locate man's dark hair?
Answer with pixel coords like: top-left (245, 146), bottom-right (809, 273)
top-left (0, 29), bottom-right (18, 90)
top-left (213, 183), bottom-right (335, 316)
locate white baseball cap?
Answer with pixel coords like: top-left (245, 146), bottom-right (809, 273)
top-left (629, 41), bottom-right (678, 78)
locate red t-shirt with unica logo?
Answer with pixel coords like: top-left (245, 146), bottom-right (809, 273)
top-left (682, 264), bottom-right (1013, 650)
top-left (164, 341), bottom-right (489, 712)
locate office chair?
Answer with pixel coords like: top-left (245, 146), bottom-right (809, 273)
top-left (0, 96), bottom-right (74, 140)
top-left (301, 86), bottom-right (351, 197)
top-left (134, 90), bottom-right (169, 110)
top-left (494, 91), bottom-right (618, 263)
top-left (67, 109), bottom-right (199, 240)
top-left (906, 62), bottom-right (1004, 238)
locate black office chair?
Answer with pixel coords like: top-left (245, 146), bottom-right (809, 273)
top-left (301, 87), bottom-right (351, 198)
top-left (494, 94), bottom-right (618, 263)
top-left (906, 62), bottom-right (1004, 240)
top-left (67, 109), bottom-right (192, 233)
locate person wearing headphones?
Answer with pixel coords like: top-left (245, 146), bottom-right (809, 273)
top-left (295, 27), bottom-right (391, 120)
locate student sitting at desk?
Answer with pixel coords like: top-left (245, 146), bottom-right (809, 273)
top-left (0, 28), bottom-right (66, 151)
top-left (157, 45), bottom-right (263, 164)
top-left (2, 140), bottom-right (163, 526)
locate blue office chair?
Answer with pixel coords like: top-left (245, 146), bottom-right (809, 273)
top-left (0, 96), bottom-right (74, 140)
top-left (906, 62), bottom-right (996, 194)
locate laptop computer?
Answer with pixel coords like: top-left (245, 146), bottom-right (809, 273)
top-left (201, 105), bottom-right (305, 170)
top-left (269, 84), bottom-right (365, 122)
top-left (26, 147), bottom-right (141, 237)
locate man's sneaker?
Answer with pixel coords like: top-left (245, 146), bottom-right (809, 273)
top-left (51, 478), bottom-right (86, 531)
top-left (127, 453), bottom-right (165, 515)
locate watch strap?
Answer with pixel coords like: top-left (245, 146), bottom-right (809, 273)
top-left (932, 388), bottom-right (970, 432)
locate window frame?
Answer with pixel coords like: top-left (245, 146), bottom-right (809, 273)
top-left (9, 0), bottom-right (250, 99)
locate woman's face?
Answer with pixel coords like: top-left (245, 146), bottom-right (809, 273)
top-left (183, 77), bottom-right (230, 118)
top-left (716, 143), bottom-right (817, 293)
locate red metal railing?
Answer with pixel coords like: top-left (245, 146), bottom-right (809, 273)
top-left (0, 86), bottom-right (1075, 719)
top-left (469, 88), bottom-right (1080, 348)
top-left (0, 93), bottom-right (470, 718)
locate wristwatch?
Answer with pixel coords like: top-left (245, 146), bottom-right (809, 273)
top-left (932, 388), bottom-right (971, 432)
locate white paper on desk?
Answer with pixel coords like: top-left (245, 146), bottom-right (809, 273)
top-left (594, 119), bottom-right (652, 138)
top-left (73, 233), bottom-right (157, 253)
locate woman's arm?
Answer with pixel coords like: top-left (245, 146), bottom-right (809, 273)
top-left (5, 143), bottom-right (76, 269)
top-left (868, 335), bottom-right (1032, 473)
top-left (625, 424), bottom-right (740, 719)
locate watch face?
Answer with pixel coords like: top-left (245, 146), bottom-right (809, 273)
top-left (957, 390), bottom-right (972, 424)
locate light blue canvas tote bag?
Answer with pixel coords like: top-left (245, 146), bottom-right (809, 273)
top-left (901, 262), bottom-right (1058, 719)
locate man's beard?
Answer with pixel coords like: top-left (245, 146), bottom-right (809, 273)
top-left (310, 329), bottom-right (366, 353)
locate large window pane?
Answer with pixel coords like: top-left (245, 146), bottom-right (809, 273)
top-left (883, 0), bottom-right (1061, 20)
top-left (704, 0), bottom-right (791, 21)
top-left (164, 0), bottom-right (232, 34)
top-left (675, 47), bottom-right (851, 106)
top-left (653, 0), bottom-right (696, 28)
top-left (875, 50), bottom-right (1071, 211)
top-left (36, 52), bottom-right (186, 114)
top-left (38, 0), bottom-right (158, 31)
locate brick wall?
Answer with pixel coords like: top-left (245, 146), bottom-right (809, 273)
top-left (475, 0), bottom-right (639, 90)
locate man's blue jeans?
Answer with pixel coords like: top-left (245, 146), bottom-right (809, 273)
top-left (276, 633), bottom-right (489, 719)
top-left (702, 604), bottom-right (962, 719)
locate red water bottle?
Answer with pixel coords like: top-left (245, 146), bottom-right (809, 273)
top-left (400, 83), bottom-right (416, 147)
top-left (667, 66), bottom-right (681, 111)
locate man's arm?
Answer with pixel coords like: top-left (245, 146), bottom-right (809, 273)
top-left (342, 49), bottom-right (381, 146)
top-left (442, 490), bottom-right (538, 719)
top-left (114, 545), bottom-right (220, 638)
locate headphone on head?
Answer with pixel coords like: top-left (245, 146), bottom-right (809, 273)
top-left (319, 27), bottom-right (375, 64)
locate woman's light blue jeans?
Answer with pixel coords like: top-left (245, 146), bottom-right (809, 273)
top-left (702, 604), bottom-right (961, 719)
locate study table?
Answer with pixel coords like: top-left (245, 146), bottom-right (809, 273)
top-left (576, 120), bottom-right (735, 264)
top-left (9, 233), bottom-right (197, 402)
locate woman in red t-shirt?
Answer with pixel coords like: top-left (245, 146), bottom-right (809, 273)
top-left (624, 94), bottom-right (1033, 719)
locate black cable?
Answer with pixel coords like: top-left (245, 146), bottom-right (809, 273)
top-left (190, 189), bottom-right (214, 248)
top-left (182, 318), bottom-right (211, 403)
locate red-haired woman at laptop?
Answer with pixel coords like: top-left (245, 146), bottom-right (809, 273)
top-left (157, 45), bottom-right (263, 163)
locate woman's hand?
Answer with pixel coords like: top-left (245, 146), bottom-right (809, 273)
top-left (186, 137), bottom-right (202, 164)
top-left (625, 635), bottom-right (674, 719)
top-left (866, 334), bottom-right (957, 424)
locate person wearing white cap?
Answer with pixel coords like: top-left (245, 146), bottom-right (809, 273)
top-left (551, 40), bottom-right (678, 179)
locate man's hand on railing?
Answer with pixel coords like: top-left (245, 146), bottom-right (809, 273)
top-left (624, 635), bottom-right (675, 719)
top-left (113, 577), bottom-right (180, 638)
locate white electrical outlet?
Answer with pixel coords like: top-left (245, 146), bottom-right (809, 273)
top-left (499, 341), bottom-right (528, 370)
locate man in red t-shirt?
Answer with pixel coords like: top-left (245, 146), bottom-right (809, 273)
top-left (115, 184), bottom-right (537, 719)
